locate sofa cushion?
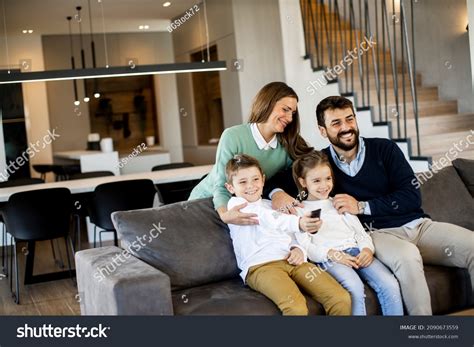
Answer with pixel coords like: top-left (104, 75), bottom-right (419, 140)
top-left (171, 277), bottom-right (381, 315)
top-left (425, 265), bottom-right (473, 314)
top-left (112, 198), bottom-right (240, 290)
top-left (418, 165), bottom-right (474, 230)
top-left (453, 158), bottom-right (474, 197)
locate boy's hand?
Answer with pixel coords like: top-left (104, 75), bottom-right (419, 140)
top-left (271, 191), bottom-right (303, 215)
top-left (356, 248), bottom-right (374, 268)
top-left (287, 247), bottom-right (305, 266)
top-left (299, 212), bottom-right (322, 234)
top-left (327, 249), bottom-right (359, 269)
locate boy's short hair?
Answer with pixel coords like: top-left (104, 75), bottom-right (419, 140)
top-left (225, 154), bottom-right (264, 184)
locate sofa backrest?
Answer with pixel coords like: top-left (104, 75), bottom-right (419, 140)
top-left (418, 162), bottom-right (474, 231)
top-left (112, 198), bottom-right (240, 290)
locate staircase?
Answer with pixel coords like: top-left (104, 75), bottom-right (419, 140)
top-left (300, 0), bottom-right (474, 166)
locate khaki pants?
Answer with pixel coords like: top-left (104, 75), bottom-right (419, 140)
top-left (371, 218), bottom-right (474, 315)
top-left (246, 260), bottom-right (351, 316)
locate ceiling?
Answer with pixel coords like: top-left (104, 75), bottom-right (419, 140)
top-left (1, 0), bottom-right (199, 35)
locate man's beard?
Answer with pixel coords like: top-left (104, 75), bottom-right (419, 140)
top-left (327, 128), bottom-right (360, 151)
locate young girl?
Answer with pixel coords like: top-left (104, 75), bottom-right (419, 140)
top-left (292, 151), bottom-right (403, 316)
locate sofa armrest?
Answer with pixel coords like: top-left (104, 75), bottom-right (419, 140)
top-left (75, 246), bottom-right (173, 315)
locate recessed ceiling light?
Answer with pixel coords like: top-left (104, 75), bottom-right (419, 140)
top-left (138, 25), bottom-right (144, 30)
top-left (28, 29), bottom-right (33, 34)
top-left (22, 29), bottom-right (33, 34)
top-left (139, 25), bottom-right (150, 30)
top-left (163, 2), bottom-right (171, 7)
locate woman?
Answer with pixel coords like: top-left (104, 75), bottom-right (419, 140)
top-left (189, 81), bottom-right (312, 224)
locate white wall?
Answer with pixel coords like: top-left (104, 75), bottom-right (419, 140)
top-left (413, 0), bottom-right (472, 113)
top-left (278, 0), bottom-right (338, 150)
top-left (231, 0), bottom-right (287, 123)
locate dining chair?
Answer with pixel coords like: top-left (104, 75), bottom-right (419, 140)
top-left (88, 179), bottom-right (157, 247)
top-left (68, 171), bottom-right (115, 251)
top-left (2, 188), bottom-right (74, 304)
top-left (0, 178), bottom-right (44, 277)
top-left (151, 162), bottom-right (198, 204)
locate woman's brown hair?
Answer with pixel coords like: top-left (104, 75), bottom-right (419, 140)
top-left (248, 81), bottom-right (313, 160)
top-left (292, 150), bottom-right (334, 194)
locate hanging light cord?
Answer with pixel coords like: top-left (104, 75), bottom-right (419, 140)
top-left (98, 0), bottom-right (109, 68)
top-left (197, 1), bottom-right (204, 62)
top-left (202, 0), bottom-right (210, 62)
top-left (1, 0), bottom-right (10, 72)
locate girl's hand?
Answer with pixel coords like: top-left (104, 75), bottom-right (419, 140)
top-left (271, 191), bottom-right (303, 215)
top-left (287, 247), bottom-right (305, 266)
top-left (327, 249), bottom-right (359, 269)
top-left (217, 204), bottom-right (259, 225)
top-left (299, 212), bottom-right (323, 234)
top-left (356, 248), bottom-right (374, 268)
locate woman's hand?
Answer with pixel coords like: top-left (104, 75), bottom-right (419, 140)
top-left (217, 204), bottom-right (259, 225)
top-left (287, 247), bottom-right (305, 266)
top-left (327, 249), bottom-right (359, 269)
top-left (356, 248), bottom-right (374, 268)
top-left (299, 212), bottom-right (323, 234)
top-left (271, 191), bottom-right (303, 215)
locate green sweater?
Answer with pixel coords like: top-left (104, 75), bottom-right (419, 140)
top-left (189, 123), bottom-right (292, 209)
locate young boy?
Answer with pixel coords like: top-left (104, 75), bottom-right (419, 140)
top-left (224, 154), bottom-right (351, 316)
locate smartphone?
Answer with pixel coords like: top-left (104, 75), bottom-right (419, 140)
top-left (310, 208), bottom-right (321, 219)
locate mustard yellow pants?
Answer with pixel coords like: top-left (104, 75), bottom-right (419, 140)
top-left (246, 260), bottom-right (351, 316)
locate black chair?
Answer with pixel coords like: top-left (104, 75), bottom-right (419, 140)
top-left (152, 162), bottom-right (198, 204)
top-left (0, 178), bottom-right (44, 277)
top-left (51, 164), bottom-right (81, 181)
top-left (88, 179), bottom-right (157, 247)
top-left (67, 171), bottom-right (115, 251)
top-left (69, 171), bottom-right (115, 180)
top-left (151, 162), bottom-right (194, 171)
top-left (2, 188), bottom-right (74, 304)
top-left (32, 165), bottom-right (54, 181)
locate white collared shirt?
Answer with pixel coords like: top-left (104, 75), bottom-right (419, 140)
top-left (250, 123), bottom-right (278, 150)
top-left (227, 197), bottom-right (306, 282)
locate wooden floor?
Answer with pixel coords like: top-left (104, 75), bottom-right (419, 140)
top-left (0, 238), bottom-right (81, 315)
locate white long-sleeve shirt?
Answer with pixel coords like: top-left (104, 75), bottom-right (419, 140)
top-left (295, 199), bottom-right (374, 263)
top-left (227, 197), bottom-right (307, 281)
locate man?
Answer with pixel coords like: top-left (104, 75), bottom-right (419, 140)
top-left (268, 95), bottom-right (473, 315)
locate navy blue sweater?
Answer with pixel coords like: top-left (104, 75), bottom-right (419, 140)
top-left (322, 138), bottom-right (428, 229)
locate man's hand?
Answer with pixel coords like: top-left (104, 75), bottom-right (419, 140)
top-left (333, 194), bottom-right (359, 215)
top-left (356, 248), bottom-right (374, 268)
top-left (327, 249), bottom-right (359, 269)
top-left (299, 212), bottom-right (323, 234)
top-left (217, 203), bottom-right (259, 225)
top-left (271, 191), bottom-right (303, 215)
top-left (287, 247), bottom-right (305, 266)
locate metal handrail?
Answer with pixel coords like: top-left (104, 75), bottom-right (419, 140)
top-left (300, 0), bottom-right (422, 156)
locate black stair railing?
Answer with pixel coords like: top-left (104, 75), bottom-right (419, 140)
top-left (300, 0), bottom-right (422, 156)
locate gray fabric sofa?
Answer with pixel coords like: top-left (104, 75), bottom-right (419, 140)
top-left (76, 158), bottom-right (474, 315)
